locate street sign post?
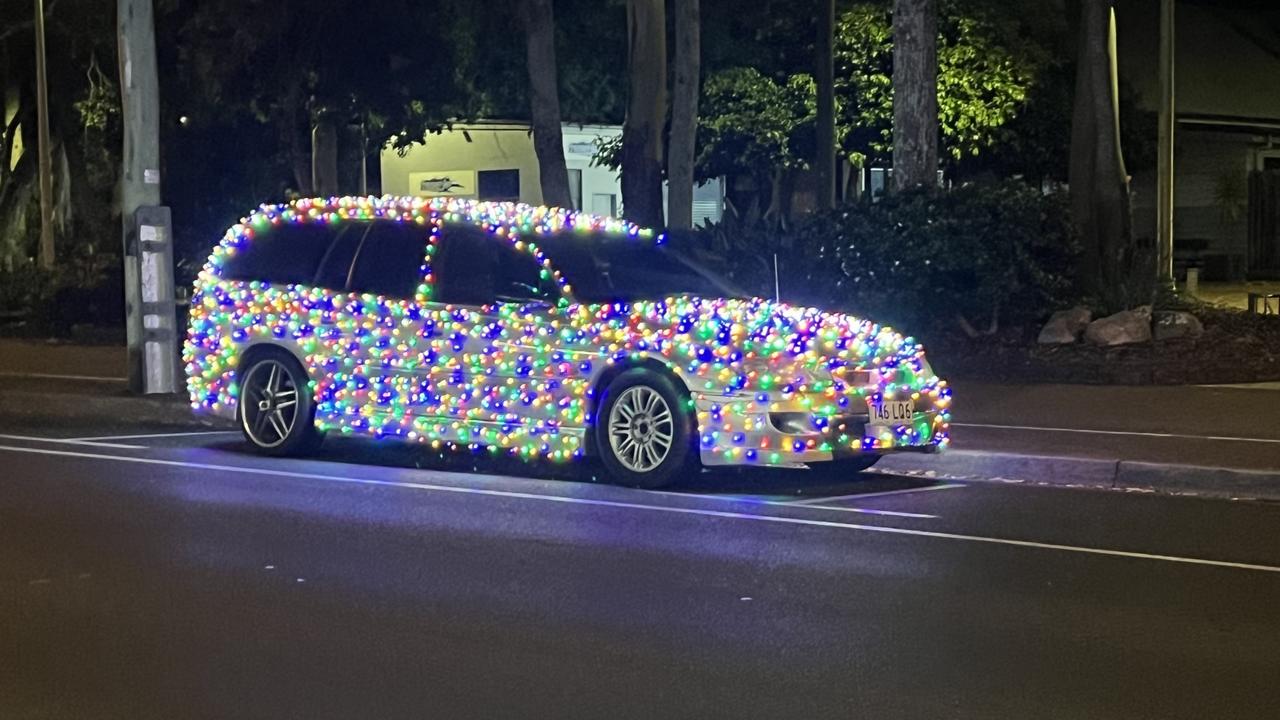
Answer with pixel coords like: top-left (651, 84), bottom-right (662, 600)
top-left (128, 206), bottom-right (177, 395)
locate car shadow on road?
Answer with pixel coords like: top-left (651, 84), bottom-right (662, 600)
top-left (205, 435), bottom-right (941, 501)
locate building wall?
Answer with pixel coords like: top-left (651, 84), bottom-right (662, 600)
top-left (1115, 1), bottom-right (1280, 277)
top-left (380, 121), bottom-right (722, 225)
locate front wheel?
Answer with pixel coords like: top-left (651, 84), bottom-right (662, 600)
top-left (237, 351), bottom-right (321, 456)
top-left (596, 370), bottom-right (696, 489)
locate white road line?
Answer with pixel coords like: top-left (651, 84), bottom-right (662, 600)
top-left (70, 430), bottom-right (240, 442)
top-left (0, 371), bottom-right (125, 382)
top-left (642, 491), bottom-right (938, 519)
top-left (0, 434), bottom-right (146, 450)
top-left (2, 443), bottom-right (1278, 575)
top-left (788, 505), bottom-right (938, 519)
top-left (953, 422), bottom-right (1280, 444)
top-left (788, 482), bottom-right (965, 505)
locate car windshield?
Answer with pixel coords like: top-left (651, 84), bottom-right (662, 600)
top-left (537, 232), bottom-right (742, 303)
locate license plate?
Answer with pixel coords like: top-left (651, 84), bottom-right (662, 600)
top-left (868, 399), bottom-right (914, 425)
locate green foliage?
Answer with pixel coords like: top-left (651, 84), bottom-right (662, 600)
top-left (963, 60), bottom-right (1158, 182)
top-left (835, 2), bottom-right (1038, 167)
top-left (694, 68), bottom-right (817, 183)
top-left (689, 3), bottom-right (1039, 187)
top-left (702, 181), bottom-right (1079, 332)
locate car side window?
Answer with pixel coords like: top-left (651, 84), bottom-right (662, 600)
top-left (311, 223), bottom-right (366, 291)
top-left (221, 222), bottom-right (335, 285)
top-left (434, 225), bottom-right (497, 306)
top-left (346, 222), bottom-right (430, 299)
top-left (495, 244), bottom-right (558, 304)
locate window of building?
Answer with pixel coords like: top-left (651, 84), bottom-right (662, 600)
top-left (567, 168), bottom-right (583, 210)
top-left (478, 169), bottom-right (520, 202)
top-left (590, 193), bottom-right (616, 217)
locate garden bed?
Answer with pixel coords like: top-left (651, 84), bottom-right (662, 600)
top-left (927, 307), bottom-right (1280, 385)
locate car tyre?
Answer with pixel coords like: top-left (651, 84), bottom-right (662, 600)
top-left (596, 369), bottom-right (696, 489)
top-left (237, 350), bottom-right (322, 456)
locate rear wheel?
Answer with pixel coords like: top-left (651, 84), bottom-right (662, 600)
top-left (596, 370), bottom-right (695, 489)
top-left (237, 351), bottom-right (321, 456)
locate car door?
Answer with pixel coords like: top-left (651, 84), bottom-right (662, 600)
top-left (429, 222), bottom-right (575, 453)
top-left (333, 219), bottom-right (440, 436)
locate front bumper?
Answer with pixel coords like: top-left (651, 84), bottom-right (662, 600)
top-left (693, 389), bottom-right (951, 468)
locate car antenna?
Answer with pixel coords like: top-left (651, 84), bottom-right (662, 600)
top-left (773, 253), bottom-right (781, 304)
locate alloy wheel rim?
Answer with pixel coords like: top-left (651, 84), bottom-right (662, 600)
top-left (241, 359), bottom-right (300, 448)
top-left (607, 386), bottom-right (675, 473)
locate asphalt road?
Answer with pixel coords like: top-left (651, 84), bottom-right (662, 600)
top-left (1, 420), bottom-right (1278, 719)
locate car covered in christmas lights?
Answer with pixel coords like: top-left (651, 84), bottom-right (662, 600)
top-left (184, 196), bottom-right (951, 487)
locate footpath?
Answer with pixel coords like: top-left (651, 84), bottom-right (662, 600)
top-left (1, 339), bottom-right (1277, 500)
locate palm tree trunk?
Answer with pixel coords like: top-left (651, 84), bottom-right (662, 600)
top-left (891, 0), bottom-right (938, 191)
top-left (522, 0), bottom-right (573, 208)
top-left (814, 0), bottom-right (836, 209)
top-left (1069, 0), bottom-right (1131, 297)
top-left (621, 0), bottom-right (667, 228)
top-left (667, 0), bottom-right (700, 229)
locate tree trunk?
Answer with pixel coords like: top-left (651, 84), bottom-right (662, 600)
top-left (287, 99), bottom-right (312, 195)
top-left (1069, 0), bottom-right (1131, 297)
top-left (312, 113), bottom-right (339, 197)
top-left (667, 0), bottom-right (700, 229)
top-left (621, 0), bottom-right (666, 228)
top-left (814, 0), bottom-right (836, 210)
top-left (891, 0), bottom-right (938, 191)
top-left (521, 0), bottom-right (573, 209)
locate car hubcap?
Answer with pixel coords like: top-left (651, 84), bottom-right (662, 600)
top-left (608, 386), bottom-right (674, 473)
top-left (241, 359), bottom-right (299, 448)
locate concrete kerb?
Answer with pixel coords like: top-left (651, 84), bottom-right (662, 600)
top-left (877, 450), bottom-right (1280, 502)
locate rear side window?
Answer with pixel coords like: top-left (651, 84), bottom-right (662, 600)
top-left (347, 222), bottom-right (430, 298)
top-left (220, 223), bottom-right (336, 285)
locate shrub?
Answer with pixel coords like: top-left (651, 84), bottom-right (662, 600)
top-left (702, 180), bottom-right (1079, 334)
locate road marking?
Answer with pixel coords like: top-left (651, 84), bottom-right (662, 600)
top-left (788, 505), bottom-right (937, 519)
top-left (69, 430), bottom-right (240, 442)
top-left (953, 422), bottom-right (1280, 444)
top-left (0, 371), bottom-right (125, 382)
top-left (647, 490), bottom-right (938, 519)
top-left (787, 482), bottom-right (965, 505)
top-left (0, 433), bottom-right (146, 450)
top-left (2, 443), bottom-right (1278, 575)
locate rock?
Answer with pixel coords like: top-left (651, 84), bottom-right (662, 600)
top-left (1037, 306), bottom-right (1093, 345)
top-left (1152, 310), bottom-right (1204, 341)
top-left (1084, 307), bottom-right (1153, 346)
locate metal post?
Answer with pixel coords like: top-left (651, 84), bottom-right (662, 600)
top-left (34, 0), bottom-right (54, 270)
top-left (134, 206), bottom-right (177, 394)
top-left (1156, 0), bottom-right (1176, 289)
top-left (118, 0), bottom-right (163, 393)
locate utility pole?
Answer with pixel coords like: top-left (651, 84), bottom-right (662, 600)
top-left (1156, 0), bottom-right (1175, 290)
top-left (814, 0), bottom-right (836, 210)
top-left (34, 0), bottom-right (54, 270)
top-left (118, 0), bottom-right (164, 393)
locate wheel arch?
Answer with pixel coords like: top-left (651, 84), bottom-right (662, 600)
top-left (235, 342), bottom-right (311, 401)
top-left (585, 355), bottom-right (696, 457)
